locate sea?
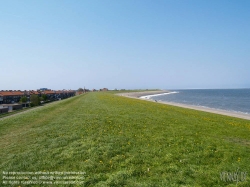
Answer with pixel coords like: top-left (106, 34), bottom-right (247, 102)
top-left (146, 89), bottom-right (250, 115)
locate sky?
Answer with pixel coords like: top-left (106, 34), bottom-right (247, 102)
top-left (0, 0), bottom-right (249, 90)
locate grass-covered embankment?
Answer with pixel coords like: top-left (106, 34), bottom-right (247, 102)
top-left (0, 92), bottom-right (249, 186)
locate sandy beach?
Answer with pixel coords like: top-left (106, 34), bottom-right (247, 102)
top-left (116, 90), bottom-right (170, 98)
top-left (117, 91), bottom-right (250, 121)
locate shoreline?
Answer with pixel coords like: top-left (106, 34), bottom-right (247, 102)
top-left (116, 90), bottom-right (169, 98)
top-left (140, 91), bottom-right (179, 99)
top-left (117, 91), bottom-right (250, 121)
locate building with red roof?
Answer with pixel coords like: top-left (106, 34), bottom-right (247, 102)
top-left (0, 89), bottom-right (76, 104)
top-left (0, 90), bottom-right (24, 104)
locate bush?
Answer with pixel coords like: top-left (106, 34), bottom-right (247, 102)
top-left (42, 94), bottom-right (48, 101)
top-left (30, 95), bottom-right (40, 106)
top-left (20, 96), bottom-right (28, 103)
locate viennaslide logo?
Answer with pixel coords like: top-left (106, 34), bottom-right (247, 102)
top-left (220, 168), bottom-right (247, 184)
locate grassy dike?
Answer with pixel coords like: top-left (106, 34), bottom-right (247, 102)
top-left (0, 92), bottom-right (249, 186)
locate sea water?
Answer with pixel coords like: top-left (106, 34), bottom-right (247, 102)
top-left (149, 89), bottom-right (250, 114)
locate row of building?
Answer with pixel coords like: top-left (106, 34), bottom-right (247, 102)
top-left (0, 89), bottom-right (76, 105)
top-left (0, 87), bottom-right (112, 114)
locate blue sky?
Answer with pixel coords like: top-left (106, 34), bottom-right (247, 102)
top-left (1, 0), bottom-right (249, 90)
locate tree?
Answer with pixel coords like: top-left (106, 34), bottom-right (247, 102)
top-left (41, 94), bottom-right (48, 101)
top-left (19, 96), bottom-right (28, 103)
top-left (30, 95), bottom-right (40, 106)
top-left (78, 88), bottom-right (84, 92)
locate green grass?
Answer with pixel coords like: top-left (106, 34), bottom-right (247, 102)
top-left (0, 92), bottom-right (249, 186)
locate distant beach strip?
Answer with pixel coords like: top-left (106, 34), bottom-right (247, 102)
top-left (117, 90), bottom-right (170, 98)
top-left (117, 90), bottom-right (250, 121)
top-left (140, 91), bottom-right (179, 99)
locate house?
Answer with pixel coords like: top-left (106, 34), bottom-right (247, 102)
top-left (64, 90), bottom-right (76, 98)
top-left (18, 90), bottom-right (41, 107)
top-left (0, 90), bottom-right (24, 104)
top-left (55, 90), bottom-right (66, 100)
top-left (43, 90), bottom-right (56, 101)
top-left (32, 89), bottom-right (76, 101)
top-left (23, 90), bottom-right (41, 98)
top-left (0, 88), bottom-right (76, 105)
top-left (30, 90), bottom-right (41, 96)
top-left (0, 93), bottom-right (3, 104)
top-left (100, 88), bottom-right (108, 91)
top-left (76, 91), bottom-right (84, 95)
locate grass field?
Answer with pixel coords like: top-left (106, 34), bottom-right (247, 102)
top-left (0, 92), bottom-right (249, 186)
